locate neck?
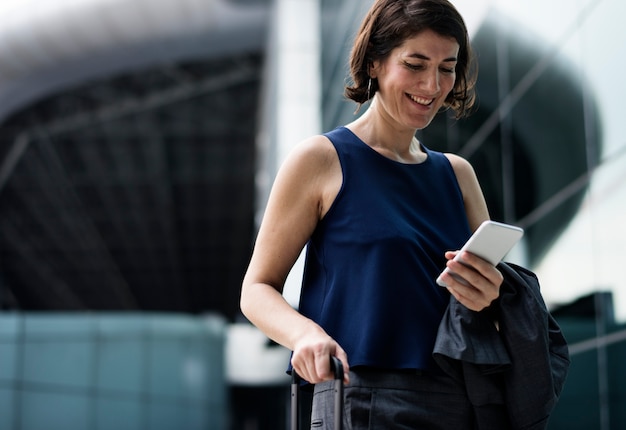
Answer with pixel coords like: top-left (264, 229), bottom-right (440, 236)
top-left (346, 108), bottom-right (425, 163)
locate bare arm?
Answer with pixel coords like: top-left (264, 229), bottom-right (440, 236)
top-left (442, 154), bottom-right (503, 311)
top-left (240, 135), bottom-right (349, 384)
top-left (445, 153), bottom-right (490, 230)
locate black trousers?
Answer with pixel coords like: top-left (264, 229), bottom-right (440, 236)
top-left (311, 368), bottom-right (508, 429)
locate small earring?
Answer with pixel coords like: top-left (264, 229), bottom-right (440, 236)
top-left (367, 78), bottom-right (372, 101)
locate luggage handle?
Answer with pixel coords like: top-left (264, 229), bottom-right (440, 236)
top-left (291, 356), bottom-right (344, 430)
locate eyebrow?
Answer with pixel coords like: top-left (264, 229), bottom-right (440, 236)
top-left (408, 53), bottom-right (457, 62)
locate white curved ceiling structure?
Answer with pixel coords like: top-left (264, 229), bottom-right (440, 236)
top-left (0, 0), bottom-right (270, 316)
top-left (0, 0), bottom-right (269, 122)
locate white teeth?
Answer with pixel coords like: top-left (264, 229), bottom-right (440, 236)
top-left (409, 94), bottom-right (433, 106)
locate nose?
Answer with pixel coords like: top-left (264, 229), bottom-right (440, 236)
top-left (421, 69), bottom-right (440, 94)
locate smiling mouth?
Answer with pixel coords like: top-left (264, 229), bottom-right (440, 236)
top-left (408, 94), bottom-right (434, 106)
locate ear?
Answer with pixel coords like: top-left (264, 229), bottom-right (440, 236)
top-left (369, 60), bottom-right (380, 79)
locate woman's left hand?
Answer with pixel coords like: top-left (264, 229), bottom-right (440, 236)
top-left (440, 250), bottom-right (503, 311)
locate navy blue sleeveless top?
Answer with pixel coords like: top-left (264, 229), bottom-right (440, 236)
top-left (298, 126), bottom-right (472, 371)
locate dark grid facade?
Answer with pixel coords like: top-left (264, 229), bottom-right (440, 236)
top-left (0, 54), bottom-right (262, 318)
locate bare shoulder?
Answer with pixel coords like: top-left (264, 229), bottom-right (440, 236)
top-left (285, 134), bottom-right (337, 169)
top-left (443, 153), bottom-right (475, 179)
top-left (279, 134), bottom-right (340, 194)
top-left (272, 134), bottom-right (341, 219)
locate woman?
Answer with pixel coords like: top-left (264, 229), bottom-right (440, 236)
top-left (241, 0), bottom-right (507, 427)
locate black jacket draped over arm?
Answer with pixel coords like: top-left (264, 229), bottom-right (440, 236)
top-left (433, 263), bottom-right (570, 430)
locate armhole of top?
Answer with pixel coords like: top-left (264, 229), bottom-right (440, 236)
top-left (319, 132), bottom-right (346, 222)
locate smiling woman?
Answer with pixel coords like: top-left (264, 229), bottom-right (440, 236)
top-left (344, 0), bottom-right (477, 116)
top-left (240, 0), bottom-right (567, 429)
top-left (367, 29), bottom-right (460, 133)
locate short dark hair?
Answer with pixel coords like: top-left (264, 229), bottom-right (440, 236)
top-left (344, 0), bottom-right (477, 118)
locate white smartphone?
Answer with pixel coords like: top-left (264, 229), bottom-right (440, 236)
top-left (436, 220), bottom-right (524, 287)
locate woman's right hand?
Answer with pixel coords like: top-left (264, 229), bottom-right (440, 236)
top-left (291, 329), bottom-right (350, 385)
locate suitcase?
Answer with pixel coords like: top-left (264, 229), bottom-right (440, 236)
top-left (290, 356), bottom-right (344, 430)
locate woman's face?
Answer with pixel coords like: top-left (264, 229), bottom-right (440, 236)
top-left (371, 29), bottom-right (459, 131)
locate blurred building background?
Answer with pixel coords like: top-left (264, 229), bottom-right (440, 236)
top-left (0, 0), bottom-right (624, 429)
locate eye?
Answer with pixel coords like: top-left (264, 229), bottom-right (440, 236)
top-left (403, 61), bottom-right (424, 71)
top-left (440, 67), bottom-right (455, 74)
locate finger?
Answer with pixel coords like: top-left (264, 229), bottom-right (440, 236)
top-left (445, 273), bottom-right (496, 311)
top-left (445, 258), bottom-right (480, 287)
top-left (444, 250), bottom-right (459, 261)
top-left (455, 252), bottom-right (504, 287)
top-left (446, 285), bottom-right (483, 312)
top-left (446, 276), bottom-right (497, 311)
top-left (292, 351), bottom-right (323, 384)
top-left (314, 351), bottom-right (334, 382)
top-left (333, 346), bottom-right (351, 385)
top-left (443, 265), bottom-right (498, 311)
top-left (446, 254), bottom-right (495, 293)
top-left (291, 355), bottom-right (310, 384)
